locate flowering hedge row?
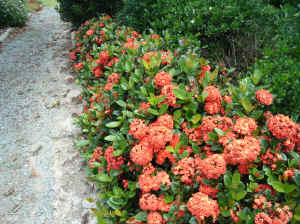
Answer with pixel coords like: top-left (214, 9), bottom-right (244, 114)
top-left (70, 16), bottom-right (300, 224)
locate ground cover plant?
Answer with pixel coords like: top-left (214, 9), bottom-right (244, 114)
top-left (70, 16), bottom-right (300, 224)
top-left (0, 0), bottom-right (28, 27)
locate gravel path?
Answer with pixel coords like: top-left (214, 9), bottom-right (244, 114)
top-left (0, 7), bottom-right (95, 224)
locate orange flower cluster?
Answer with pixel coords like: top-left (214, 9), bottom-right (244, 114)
top-left (147, 211), bottom-right (163, 224)
top-left (199, 184), bottom-right (218, 198)
top-left (138, 171), bottom-right (171, 193)
top-left (139, 193), bottom-right (158, 211)
top-left (88, 147), bottom-right (103, 168)
top-left (267, 114), bottom-right (296, 140)
top-left (139, 102), bottom-right (151, 113)
top-left (92, 50), bottom-right (111, 78)
top-left (161, 51), bottom-right (172, 65)
top-left (129, 114), bottom-right (174, 166)
top-left (187, 192), bottom-right (220, 223)
top-left (260, 149), bottom-right (282, 170)
top-left (107, 73), bottom-right (120, 84)
top-left (195, 154), bottom-right (226, 180)
top-left (123, 37), bottom-right (140, 50)
top-left (224, 137), bottom-right (261, 165)
top-left (182, 116), bottom-right (233, 144)
top-left (154, 71), bottom-right (172, 88)
top-left (254, 184), bottom-right (275, 196)
top-left (160, 84), bottom-right (177, 107)
top-left (104, 146), bottom-right (124, 171)
top-left (253, 195), bottom-right (271, 210)
top-left (256, 89), bottom-right (273, 105)
top-left (172, 157), bottom-right (195, 184)
top-left (233, 117), bottom-right (257, 136)
top-left (130, 143), bottom-right (153, 166)
top-left (203, 86), bottom-right (222, 102)
top-left (199, 65), bottom-right (211, 83)
top-left (203, 86), bottom-right (223, 114)
top-left (74, 62), bottom-right (83, 70)
top-left (254, 205), bottom-right (293, 224)
top-left (129, 119), bottom-right (148, 140)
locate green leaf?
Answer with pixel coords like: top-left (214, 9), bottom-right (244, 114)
top-left (173, 88), bottom-right (187, 100)
top-left (293, 172), bottom-right (300, 186)
top-left (251, 68), bottom-right (264, 85)
top-left (113, 150), bottom-right (123, 156)
top-left (166, 146), bottom-right (175, 153)
top-left (214, 128), bottom-right (225, 136)
top-left (232, 190), bottom-right (247, 201)
top-left (106, 121), bottom-right (121, 128)
top-left (96, 173), bottom-right (113, 182)
top-left (189, 217), bottom-right (198, 224)
top-left (240, 97), bottom-right (254, 113)
top-left (191, 114), bottom-right (201, 124)
top-left (135, 212), bottom-right (148, 221)
top-left (159, 104), bottom-right (168, 115)
top-left (116, 100), bottom-right (126, 107)
top-left (174, 110), bottom-right (182, 121)
top-left (164, 194), bottom-right (174, 203)
top-left (224, 171), bottom-right (232, 188)
top-left (74, 139), bottom-right (89, 148)
top-left (104, 135), bottom-right (118, 142)
top-left (148, 108), bottom-right (159, 115)
top-left (232, 171), bottom-right (241, 186)
top-left (294, 205), bottom-right (300, 221)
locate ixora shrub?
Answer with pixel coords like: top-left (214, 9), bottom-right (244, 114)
top-left (0, 0), bottom-right (28, 27)
top-left (70, 16), bottom-right (300, 224)
top-left (56, 0), bottom-right (123, 27)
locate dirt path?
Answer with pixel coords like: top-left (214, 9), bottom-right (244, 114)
top-left (0, 7), bottom-right (95, 224)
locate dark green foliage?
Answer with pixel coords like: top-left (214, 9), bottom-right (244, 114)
top-left (253, 4), bottom-right (300, 121)
top-left (56, 0), bottom-right (123, 27)
top-left (0, 0), bottom-right (28, 28)
top-left (118, 0), bottom-right (279, 70)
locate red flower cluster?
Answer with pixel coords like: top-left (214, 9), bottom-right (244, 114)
top-left (203, 86), bottom-right (222, 114)
top-left (172, 157), bottom-right (195, 184)
top-left (88, 147), bottom-right (103, 168)
top-left (183, 116), bottom-right (233, 144)
top-left (254, 205), bottom-right (293, 224)
top-left (224, 137), bottom-right (261, 165)
top-left (233, 117), bottom-right (257, 136)
top-left (161, 51), bottom-right (172, 65)
top-left (130, 143), bottom-right (153, 166)
top-left (154, 71), bottom-right (172, 88)
top-left (199, 184), bottom-right (218, 198)
top-left (267, 114), bottom-right (296, 140)
top-left (199, 65), bottom-right (211, 83)
top-left (187, 192), bottom-right (220, 223)
top-left (147, 212), bottom-right (163, 224)
top-left (260, 149), bottom-right (282, 170)
top-left (160, 84), bottom-right (177, 107)
top-left (129, 119), bottom-right (148, 140)
top-left (104, 146), bottom-right (124, 171)
top-left (195, 154), bottom-right (226, 179)
top-left (138, 171), bottom-right (171, 193)
top-left (256, 89), bottom-right (273, 105)
top-left (130, 115), bottom-right (174, 165)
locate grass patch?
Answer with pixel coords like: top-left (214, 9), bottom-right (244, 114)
top-left (24, 0), bottom-right (42, 12)
top-left (39, 0), bottom-right (58, 7)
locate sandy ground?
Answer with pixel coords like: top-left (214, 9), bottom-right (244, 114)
top-left (0, 7), bottom-right (96, 224)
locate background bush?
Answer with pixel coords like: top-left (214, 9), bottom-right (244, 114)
top-left (0, 0), bottom-right (28, 28)
top-left (251, 4), bottom-right (300, 121)
top-left (56, 0), bottom-right (123, 27)
top-left (117, 0), bottom-right (279, 70)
